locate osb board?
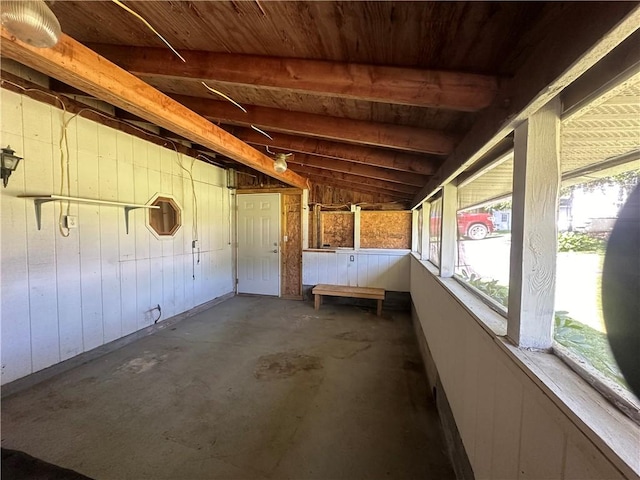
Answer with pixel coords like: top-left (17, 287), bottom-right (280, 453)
top-left (321, 212), bottom-right (354, 248)
top-left (360, 211), bottom-right (412, 249)
top-left (283, 194), bottom-right (302, 297)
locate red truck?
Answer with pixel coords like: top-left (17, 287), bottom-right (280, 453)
top-left (431, 212), bottom-right (495, 240)
top-left (457, 212), bottom-right (495, 240)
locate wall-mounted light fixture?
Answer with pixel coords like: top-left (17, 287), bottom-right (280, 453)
top-left (1, 145), bottom-right (23, 188)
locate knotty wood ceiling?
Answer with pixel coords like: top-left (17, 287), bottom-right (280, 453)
top-left (34, 1), bottom-right (623, 204)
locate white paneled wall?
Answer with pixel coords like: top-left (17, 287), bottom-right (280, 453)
top-left (410, 256), bottom-right (627, 480)
top-left (0, 89), bottom-right (234, 384)
top-left (303, 250), bottom-right (410, 291)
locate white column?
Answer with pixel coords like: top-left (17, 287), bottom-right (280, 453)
top-left (421, 203), bottom-right (431, 261)
top-left (411, 209), bottom-right (419, 252)
top-left (508, 97), bottom-right (561, 349)
top-left (353, 205), bottom-right (361, 250)
top-left (440, 183), bottom-right (458, 277)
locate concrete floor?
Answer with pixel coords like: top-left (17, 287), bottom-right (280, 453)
top-left (1, 296), bottom-right (454, 479)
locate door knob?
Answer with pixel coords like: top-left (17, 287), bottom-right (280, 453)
top-left (272, 249), bottom-right (278, 253)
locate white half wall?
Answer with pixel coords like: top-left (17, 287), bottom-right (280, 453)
top-left (0, 89), bottom-right (235, 385)
top-left (410, 255), bottom-right (634, 479)
top-left (303, 250), bottom-right (410, 291)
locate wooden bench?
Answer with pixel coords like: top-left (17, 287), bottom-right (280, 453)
top-left (312, 284), bottom-right (385, 316)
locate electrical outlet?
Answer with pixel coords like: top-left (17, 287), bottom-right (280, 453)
top-left (350, 255), bottom-right (355, 262)
top-left (65, 215), bottom-right (77, 229)
top-left (192, 240), bottom-right (198, 248)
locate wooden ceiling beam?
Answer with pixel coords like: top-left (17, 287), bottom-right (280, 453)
top-left (287, 153), bottom-right (427, 187)
top-left (170, 94), bottom-right (455, 155)
top-left (225, 126), bottom-right (437, 175)
top-left (288, 165), bottom-right (420, 195)
top-left (88, 44), bottom-right (498, 112)
top-left (0, 29), bottom-right (308, 189)
top-left (412, 3), bottom-right (640, 206)
top-left (302, 174), bottom-right (412, 200)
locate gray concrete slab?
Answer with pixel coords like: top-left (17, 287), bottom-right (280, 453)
top-left (1, 296), bottom-right (454, 480)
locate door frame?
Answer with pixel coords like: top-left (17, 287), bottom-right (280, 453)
top-left (236, 192), bottom-right (281, 296)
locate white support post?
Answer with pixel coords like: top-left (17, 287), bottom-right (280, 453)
top-left (421, 203), bottom-right (431, 261)
top-left (440, 183), bottom-right (458, 277)
top-left (508, 97), bottom-right (561, 349)
top-left (412, 209), bottom-right (419, 252)
top-left (302, 189), bottom-right (309, 250)
top-left (353, 205), bottom-right (361, 250)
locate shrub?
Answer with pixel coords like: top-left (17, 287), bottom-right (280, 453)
top-left (558, 232), bottom-right (604, 252)
top-left (460, 270), bottom-right (509, 306)
top-left (554, 311), bottom-right (627, 388)
top-left (460, 272), bottom-right (626, 388)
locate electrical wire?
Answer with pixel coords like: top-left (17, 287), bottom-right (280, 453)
top-left (201, 82), bottom-right (247, 113)
top-left (1, 79), bottom-right (72, 236)
top-left (251, 125), bottom-right (273, 140)
top-left (1, 79), bottom-right (202, 247)
top-left (111, 0), bottom-right (186, 62)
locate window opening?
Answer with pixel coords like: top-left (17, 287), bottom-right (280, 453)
top-left (149, 196), bottom-right (181, 236)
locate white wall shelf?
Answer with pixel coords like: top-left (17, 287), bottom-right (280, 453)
top-left (18, 194), bottom-right (160, 234)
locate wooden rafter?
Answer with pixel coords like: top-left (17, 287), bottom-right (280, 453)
top-left (0, 29), bottom-right (309, 189)
top-left (171, 94), bottom-right (455, 155)
top-left (88, 44), bottom-right (498, 112)
top-left (288, 165), bottom-right (420, 195)
top-left (303, 175), bottom-right (412, 200)
top-left (412, 3), bottom-right (640, 206)
top-left (287, 154), bottom-right (427, 187)
top-left (227, 127), bottom-right (437, 175)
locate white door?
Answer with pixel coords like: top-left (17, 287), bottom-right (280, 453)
top-left (237, 193), bottom-right (281, 296)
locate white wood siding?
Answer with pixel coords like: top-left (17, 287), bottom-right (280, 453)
top-left (410, 256), bottom-right (628, 480)
top-left (0, 89), bottom-right (234, 384)
top-left (302, 250), bottom-right (410, 291)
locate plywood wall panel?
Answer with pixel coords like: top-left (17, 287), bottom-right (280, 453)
top-left (321, 212), bottom-right (354, 248)
top-left (117, 160), bottom-right (135, 260)
top-left (98, 155), bottom-right (122, 344)
top-left (490, 358), bottom-right (524, 479)
top-left (519, 394), bottom-right (567, 480)
top-left (302, 251), bottom-right (410, 291)
top-left (410, 257), bottom-right (625, 480)
top-left (162, 255), bottom-right (176, 319)
top-left (283, 194), bottom-right (302, 297)
top-left (23, 134), bottom-right (59, 373)
top-left (0, 157), bottom-right (32, 380)
top-left (28, 262), bottom-right (60, 371)
top-left (119, 259), bottom-right (138, 336)
top-left (471, 336), bottom-right (497, 479)
top-left (0, 90), bottom-right (234, 385)
top-left (564, 430), bottom-right (624, 480)
top-left (22, 96), bottom-right (52, 144)
top-left (54, 225), bottom-right (83, 362)
top-left (360, 211), bottom-right (412, 249)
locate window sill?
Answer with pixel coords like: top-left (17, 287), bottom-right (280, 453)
top-left (411, 252), bottom-right (640, 478)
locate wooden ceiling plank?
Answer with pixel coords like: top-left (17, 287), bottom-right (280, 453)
top-left (287, 154), bottom-right (428, 187)
top-left (171, 94), bottom-right (455, 155)
top-left (227, 127), bottom-right (437, 175)
top-left (412, 3), bottom-right (640, 207)
top-left (0, 29), bottom-right (308, 190)
top-left (88, 44), bottom-right (497, 112)
top-left (288, 165), bottom-right (420, 195)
